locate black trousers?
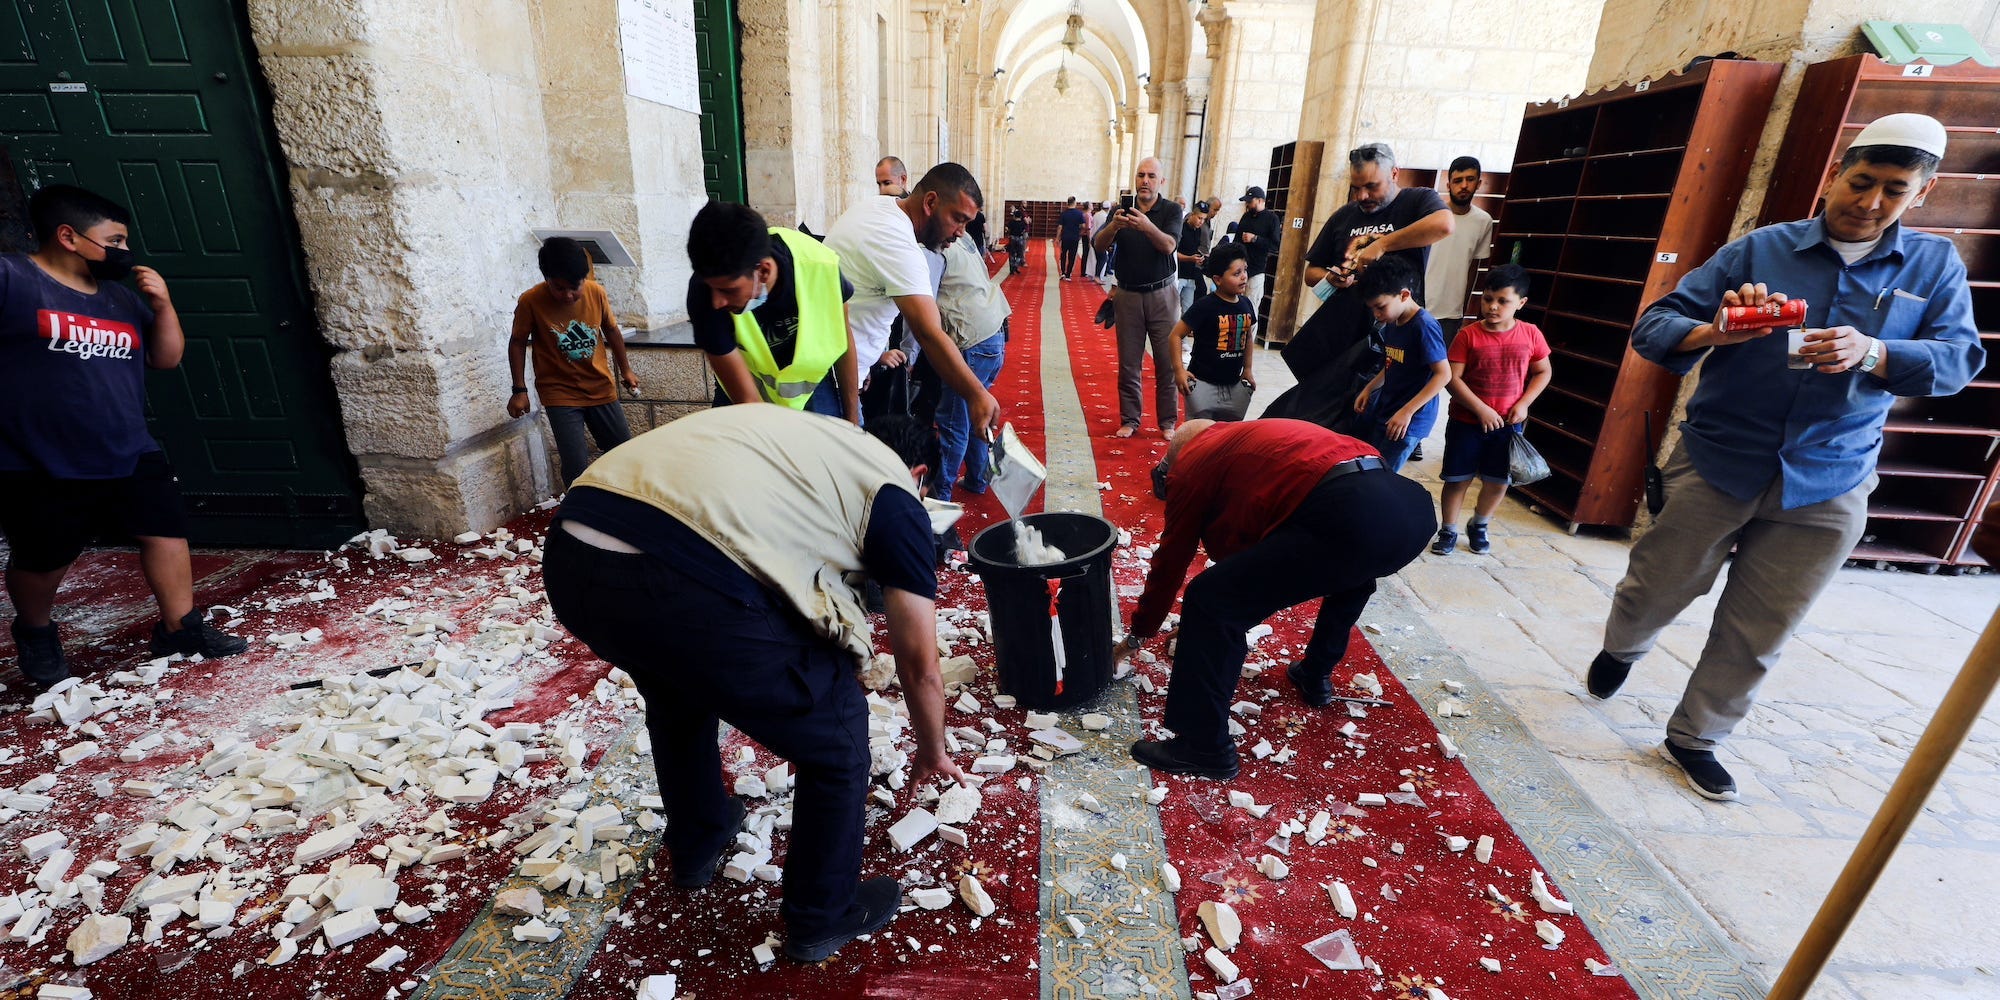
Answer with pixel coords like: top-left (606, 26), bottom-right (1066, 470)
top-left (541, 527), bottom-right (870, 939)
top-left (1162, 469), bottom-right (1437, 753)
top-left (1060, 237), bottom-right (1082, 276)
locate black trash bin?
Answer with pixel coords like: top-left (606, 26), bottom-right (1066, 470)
top-left (968, 512), bottom-right (1119, 710)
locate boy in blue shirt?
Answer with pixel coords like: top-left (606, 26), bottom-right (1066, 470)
top-left (0, 185), bottom-right (247, 688)
top-left (1350, 256), bottom-right (1450, 471)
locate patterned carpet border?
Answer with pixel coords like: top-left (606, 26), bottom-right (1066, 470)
top-left (1361, 592), bottom-right (1770, 1000)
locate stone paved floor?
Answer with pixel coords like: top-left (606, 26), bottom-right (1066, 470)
top-left (1249, 341), bottom-right (2000, 998)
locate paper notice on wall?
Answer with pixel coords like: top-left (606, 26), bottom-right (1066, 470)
top-left (617, 0), bottom-right (701, 114)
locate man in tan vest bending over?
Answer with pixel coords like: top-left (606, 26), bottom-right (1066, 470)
top-left (541, 405), bottom-right (965, 962)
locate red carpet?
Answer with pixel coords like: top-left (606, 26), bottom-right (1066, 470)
top-left (1052, 273), bottom-right (1637, 999)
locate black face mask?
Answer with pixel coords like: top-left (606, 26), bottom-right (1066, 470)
top-left (80, 235), bottom-right (135, 281)
top-left (1151, 460), bottom-right (1171, 501)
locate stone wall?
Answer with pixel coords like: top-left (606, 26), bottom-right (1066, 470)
top-left (249, 0), bottom-right (708, 538)
top-left (1003, 75), bottom-right (1117, 202)
top-left (1282, 0), bottom-right (1604, 329)
top-left (1195, 1), bottom-right (1316, 234)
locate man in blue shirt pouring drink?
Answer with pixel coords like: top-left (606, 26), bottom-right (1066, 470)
top-left (1586, 113), bottom-right (1984, 802)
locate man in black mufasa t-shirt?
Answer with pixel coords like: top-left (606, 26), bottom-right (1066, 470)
top-left (1272, 144), bottom-right (1453, 427)
top-left (1094, 157), bottom-right (1186, 437)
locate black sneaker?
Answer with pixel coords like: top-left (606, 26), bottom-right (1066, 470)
top-left (1131, 738), bottom-right (1240, 780)
top-left (11, 619), bottom-right (70, 689)
top-left (1659, 741), bottom-right (1738, 801)
top-left (672, 798), bottom-right (749, 888)
top-left (1285, 660), bottom-right (1334, 708)
top-left (785, 875), bottom-right (900, 962)
top-left (1409, 444), bottom-right (1424, 461)
top-left (1586, 650), bottom-right (1633, 700)
top-left (956, 477), bottom-right (988, 496)
top-left (1466, 520), bottom-right (1491, 554)
top-left (1430, 527), bottom-right (1458, 556)
top-left (148, 608), bottom-right (248, 659)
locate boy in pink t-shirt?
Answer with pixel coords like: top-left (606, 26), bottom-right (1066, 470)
top-left (1432, 265), bottom-right (1552, 555)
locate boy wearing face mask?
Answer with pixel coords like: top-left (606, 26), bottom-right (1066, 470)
top-left (0, 184), bottom-right (247, 689)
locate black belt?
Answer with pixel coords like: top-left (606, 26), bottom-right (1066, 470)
top-left (1117, 275), bottom-right (1177, 294)
top-left (1321, 456), bottom-right (1386, 483)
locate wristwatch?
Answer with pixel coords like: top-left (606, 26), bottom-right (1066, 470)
top-left (511, 385), bottom-right (529, 395)
top-left (1856, 338), bottom-right (1883, 374)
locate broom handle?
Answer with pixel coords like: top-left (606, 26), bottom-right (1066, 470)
top-left (1767, 582), bottom-right (2000, 997)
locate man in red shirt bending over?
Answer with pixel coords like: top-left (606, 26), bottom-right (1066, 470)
top-left (1116, 418), bottom-right (1435, 778)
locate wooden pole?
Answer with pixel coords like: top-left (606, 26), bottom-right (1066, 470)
top-left (1767, 503), bottom-right (2000, 999)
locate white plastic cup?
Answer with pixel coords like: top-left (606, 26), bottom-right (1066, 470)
top-left (1787, 328), bottom-right (1812, 370)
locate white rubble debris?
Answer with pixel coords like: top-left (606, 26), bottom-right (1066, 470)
top-left (1475, 835), bottom-right (1495, 864)
top-left (1203, 946), bottom-right (1240, 983)
top-left (1329, 881), bottom-right (1358, 919)
top-left (934, 785), bottom-right (982, 825)
top-left (887, 809), bottom-right (939, 851)
top-left (1078, 713), bottom-right (1112, 731)
top-left (1535, 919), bottom-right (1566, 946)
top-left (1198, 900), bottom-right (1241, 951)
top-left (1531, 870), bottom-right (1575, 915)
top-left (1160, 862), bottom-right (1181, 892)
top-left (636, 974), bottom-right (679, 1000)
top-left (368, 945), bottom-right (410, 971)
top-left (64, 914), bottom-right (131, 965)
top-left (959, 874), bottom-right (995, 917)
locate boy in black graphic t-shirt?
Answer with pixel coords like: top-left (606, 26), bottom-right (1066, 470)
top-left (0, 185), bottom-right (246, 689)
top-left (1170, 243), bottom-right (1257, 422)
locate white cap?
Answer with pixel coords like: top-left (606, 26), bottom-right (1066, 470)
top-left (1849, 113), bottom-right (1948, 158)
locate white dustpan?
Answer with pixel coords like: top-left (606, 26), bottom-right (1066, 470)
top-left (988, 423), bottom-right (1047, 521)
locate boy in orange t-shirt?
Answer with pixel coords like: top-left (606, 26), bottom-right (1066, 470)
top-left (507, 238), bottom-right (640, 485)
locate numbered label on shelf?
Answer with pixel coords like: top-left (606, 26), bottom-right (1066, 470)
top-left (1636, 80), bottom-right (1651, 92)
top-left (1655, 252), bottom-right (1679, 263)
top-left (1292, 218), bottom-right (1304, 228)
top-left (1900, 63), bottom-right (1935, 77)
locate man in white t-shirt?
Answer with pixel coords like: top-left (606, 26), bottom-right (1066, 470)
top-left (1422, 156), bottom-right (1495, 340)
top-left (826, 162), bottom-right (1001, 438)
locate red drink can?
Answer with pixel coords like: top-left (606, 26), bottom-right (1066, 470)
top-left (1719, 299), bottom-right (1806, 332)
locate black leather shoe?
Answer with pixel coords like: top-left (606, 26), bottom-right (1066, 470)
top-left (149, 608), bottom-right (248, 659)
top-left (1131, 738), bottom-right (1239, 780)
top-left (1586, 650), bottom-right (1633, 700)
top-left (672, 799), bottom-right (749, 888)
top-left (1660, 741), bottom-right (1738, 801)
top-left (11, 619), bottom-right (69, 689)
top-left (785, 875), bottom-right (900, 962)
top-left (1286, 660), bottom-right (1334, 708)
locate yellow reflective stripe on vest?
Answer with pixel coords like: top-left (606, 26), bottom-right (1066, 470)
top-left (730, 229), bottom-right (847, 409)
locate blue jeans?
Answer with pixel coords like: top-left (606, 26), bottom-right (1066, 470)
top-left (1362, 418), bottom-right (1423, 473)
top-left (933, 329), bottom-right (1007, 502)
top-left (805, 377), bottom-right (845, 419)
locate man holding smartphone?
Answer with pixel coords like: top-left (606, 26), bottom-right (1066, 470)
top-left (1095, 157), bottom-right (1186, 438)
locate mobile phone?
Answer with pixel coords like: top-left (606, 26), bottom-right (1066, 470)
top-left (1120, 195), bottom-right (1135, 212)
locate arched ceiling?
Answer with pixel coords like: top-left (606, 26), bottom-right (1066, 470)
top-left (1011, 48), bottom-right (1120, 118)
top-left (1004, 27), bottom-right (1131, 107)
top-left (993, 0), bottom-right (1150, 80)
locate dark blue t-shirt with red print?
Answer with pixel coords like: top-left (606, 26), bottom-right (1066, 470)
top-left (0, 254), bottom-right (158, 478)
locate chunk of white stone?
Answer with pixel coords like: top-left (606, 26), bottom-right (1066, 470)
top-left (1198, 900), bottom-right (1241, 951)
top-left (1227, 791), bottom-right (1256, 809)
top-left (294, 823), bottom-right (360, 866)
top-left (1306, 811), bottom-right (1332, 845)
top-left (1204, 946), bottom-right (1240, 984)
top-left (65, 913), bottom-right (131, 965)
top-left (1531, 870), bottom-right (1575, 915)
top-left (266, 937), bottom-right (299, 966)
top-left (396, 548), bottom-right (436, 563)
top-left (1023, 712), bottom-right (1058, 730)
top-left (37, 986), bottom-right (91, 1000)
top-left (333, 876), bottom-right (399, 913)
top-left (322, 907), bottom-right (381, 948)
top-left (1078, 713), bottom-right (1112, 731)
top-left (493, 887), bottom-right (545, 918)
top-left (909, 887), bottom-right (952, 910)
top-left (1535, 919), bottom-right (1566, 946)
top-left (971, 755), bottom-right (1015, 774)
top-left (1108, 852), bottom-right (1128, 872)
top-left (933, 784), bottom-right (982, 825)
top-left (1074, 792), bottom-right (1106, 815)
top-left (763, 764), bottom-right (792, 795)
top-left (1144, 784), bottom-right (1168, 805)
top-left (1250, 739), bottom-right (1274, 760)
top-left (886, 808), bottom-right (938, 851)
top-left (636, 974), bottom-right (679, 1000)
top-left (21, 831), bottom-right (68, 862)
top-left (1329, 880), bottom-right (1357, 919)
top-left (1475, 835), bottom-right (1495, 864)
top-left (1438, 733), bottom-right (1460, 760)
top-left (1160, 861), bottom-right (1181, 892)
top-left (392, 903), bottom-right (432, 925)
top-left (938, 825), bottom-right (968, 847)
top-left (733, 774), bottom-right (768, 798)
top-left (1480, 957), bottom-right (1502, 973)
top-left (512, 918), bottom-right (559, 943)
top-left (1446, 836), bottom-right (1470, 853)
top-left (953, 692), bottom-right (981, 714)
top-left (959, 874), bottom-right (995, 917)
top-left (58, 741), bottom-right (100, 766)
top-left (368, 945), bottom-right (409, 971)
top-left (1356, 793), bottom-right (1388, 807)
top-left (452, 531), bottom-right (483, 545)
top-left (1256, 854), bottom-right (1289, 880)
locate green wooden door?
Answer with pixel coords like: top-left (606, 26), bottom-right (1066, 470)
top-left (0, 0), bottom-right (365, 548)
top-left (692, 0), bottom-right (745, 203)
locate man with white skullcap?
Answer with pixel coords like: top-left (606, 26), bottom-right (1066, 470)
top-left (1584, 113), bottom-right (1985, 801)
